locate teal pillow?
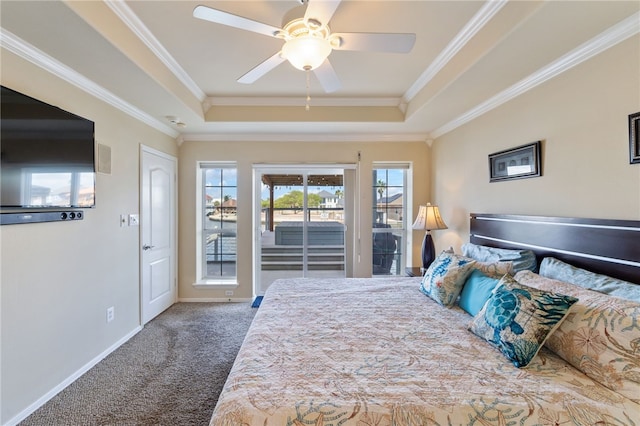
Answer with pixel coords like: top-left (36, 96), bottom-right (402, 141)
top-left (469, 275), bottom-right (578, 368)
top-left (462, 243), bottom-right (537, 273)
top-left (459, 270), bottom-right (500, 316)
top-left (539, 257), bottom-right (640, 302)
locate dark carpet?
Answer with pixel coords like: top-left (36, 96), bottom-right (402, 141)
top-left (20, 302), bottom-right (256, 426)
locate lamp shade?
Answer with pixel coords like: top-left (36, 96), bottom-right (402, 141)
top-left (412, 203), bottom-right (448, 231)
top-left (282, 36), bottom-right (332, 71)
top-left (412, 203), bottom-right (447, 271)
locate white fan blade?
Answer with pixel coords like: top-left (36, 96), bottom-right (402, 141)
top-left (333, 33), bottom-right (416, 53)
top-left (313, 59), bottom-right (341, 93)
top-left (193, 5), bottom-right (281, 38)
top-left (238, 52), bottom-right (286, 84)
top-left (304, 0), bottom-right (342, 26)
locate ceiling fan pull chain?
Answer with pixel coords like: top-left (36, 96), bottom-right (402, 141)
top-left (305, 68), bottom-right (311, 111)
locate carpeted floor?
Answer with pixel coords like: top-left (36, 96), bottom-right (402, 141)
top-left (20, 302), bottom-right (256, 426)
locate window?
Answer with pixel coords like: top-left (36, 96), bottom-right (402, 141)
top-left (372, 165), bottom-right (409, 276)
top-left (197, 163), bottom-right (237, 284)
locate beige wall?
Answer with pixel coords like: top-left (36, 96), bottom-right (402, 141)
top-left (0, 51), bottom-right (178, 423)
top-left (431, 35), bottom-right (640, 253)
top-left (178, 141), bottom-right (431, 300)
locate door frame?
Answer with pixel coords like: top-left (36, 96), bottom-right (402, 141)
top-left (253, 163), bottom-right (356, 297)
top-left (139, 145), bottom-right (178, 325)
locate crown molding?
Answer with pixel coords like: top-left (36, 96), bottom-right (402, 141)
top-left (430, 11), bottom-right (640, 139)
top-left (105, 0), bottom-right (206, 101)
top-left (403, 0), bottom-right (508, 102)
top-left (207, 96), bottom-right (403, 108)
top-left (181, 132), bottom-right (428, 143)
top-left (1, 27), bottom-right (179, 139)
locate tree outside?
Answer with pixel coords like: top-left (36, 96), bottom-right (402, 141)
top-left (377, 180), bottom-right (386, 200)
top-left (262, 190), bottom-right (322, 210)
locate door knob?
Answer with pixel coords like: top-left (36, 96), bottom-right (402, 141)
top-left (142, 244), bottom-right (155, 250)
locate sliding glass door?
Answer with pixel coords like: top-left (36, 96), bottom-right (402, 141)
top-left (254, 166), bottom-right (350, 295)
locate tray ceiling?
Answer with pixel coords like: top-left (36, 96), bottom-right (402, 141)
top-left (1, 1), bottom-right (638, 142)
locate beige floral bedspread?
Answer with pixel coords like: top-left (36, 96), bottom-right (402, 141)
top-left (209, 278), bottom-right (639, 426)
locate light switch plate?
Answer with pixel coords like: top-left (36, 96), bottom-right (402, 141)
top-left (128, 214), bottom-right (139, 226)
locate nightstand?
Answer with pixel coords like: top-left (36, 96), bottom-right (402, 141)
top-left (405, 267), bottom-right (424, 277)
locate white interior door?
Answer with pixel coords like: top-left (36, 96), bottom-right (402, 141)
top-left (141, 146), bottom-right (177, 324)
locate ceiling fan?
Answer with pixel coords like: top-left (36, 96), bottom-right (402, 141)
top-left (193, 0), bottom-right (416, 93)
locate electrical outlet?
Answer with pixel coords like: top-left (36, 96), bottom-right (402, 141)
top-left (225, 290), bottom-right (233, 296)
top-left (106, 306), bottom-right (115, 323)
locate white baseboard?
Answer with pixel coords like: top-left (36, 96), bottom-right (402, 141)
top-left (3, 326), bottom-right (142, 426)
top-left (178, 297), bottom-right (252, 303)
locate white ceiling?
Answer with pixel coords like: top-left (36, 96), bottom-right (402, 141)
top-left (1, 1), bottom-right (639, 143)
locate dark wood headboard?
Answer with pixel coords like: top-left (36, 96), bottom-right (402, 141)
top-left (470, 213), bottom-right (640, 285)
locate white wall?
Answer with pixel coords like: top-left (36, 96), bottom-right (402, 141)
top-left (431, 35), bottom-right (640, 252)
top-left (0, 50), bottom-right (178, 424)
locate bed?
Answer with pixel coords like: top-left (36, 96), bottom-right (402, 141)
top-left (210, 214), bottom-right (640, 425)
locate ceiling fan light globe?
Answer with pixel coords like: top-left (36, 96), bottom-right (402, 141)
top-left (282, 36), bottom-right (331, 71)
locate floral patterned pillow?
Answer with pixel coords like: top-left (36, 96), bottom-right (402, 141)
top-left (469, 275), bottom-right (578, 368)
top-left (420, 252), bottom-right (476, 307)
top-left (515, 270), bottom-right (640, 403)
top-left (474, 260), bottom-right (514, 278)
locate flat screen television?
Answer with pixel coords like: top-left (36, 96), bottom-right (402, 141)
top-left (1, 85), bottom-right (96, 209)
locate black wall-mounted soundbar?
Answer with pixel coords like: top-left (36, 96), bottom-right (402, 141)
top-left (1, 211), bottom-right (84, 225)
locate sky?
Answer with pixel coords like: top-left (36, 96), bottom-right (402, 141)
top-left (204, 167), bottom-right (404, 202)
top-left (260, 169), bottom-right (404, 200)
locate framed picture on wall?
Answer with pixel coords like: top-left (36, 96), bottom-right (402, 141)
top-left (489, 141), bottom-right (541, 182)
top-left (630, 112), bottom-right (640, 164)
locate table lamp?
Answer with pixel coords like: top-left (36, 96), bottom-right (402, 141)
top-left (412, 203), bottom-right (448, 271)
